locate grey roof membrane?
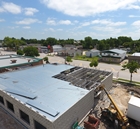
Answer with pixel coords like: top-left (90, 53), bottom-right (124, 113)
top-left (0, 64), bottom-right (89, 122)
top-left (0, 55), bottom-right (39, 69)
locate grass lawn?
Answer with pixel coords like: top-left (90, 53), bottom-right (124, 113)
top-left (113, 78), bottom-right (140, 87)
top-left (73, 55), bottom-right (99, 61)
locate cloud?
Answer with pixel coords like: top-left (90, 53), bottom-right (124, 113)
top-left (1, 2), bottom-right (21, 14)
top-left (23, 26), bottom-right (31, 29)
top-left (59, 20), bottom-right (72, 25)
top-left (129, 15), bottom-right (140, 17)
top-left (40, 0), bottom-right (140, 16)
top-left (46, 18), bottom-right (56, 25)
top-left (8, 26), bottom-right (19, 29)
top-left (132, 20), bottom-right (140, 26)
top-left (81, 22), bottom-right (91, 27)
top-left (24, 8), bottom-right (39, 16)
top-left (91, 19), bottom-right (126, 26)
top-left (16, 18), bottom-right (42, 25)
top-left (57, 28), bottom-right (63, 31)
top-left (0, 19), bottom-right (5, 22)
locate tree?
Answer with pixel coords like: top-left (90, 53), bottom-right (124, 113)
top-left (65, 56), bottom-right (72, 64)
top-left (43, 56), bottom-right (49, 63)
top-left (121, 61), bottom-right (140, 82)
top-left (17, 50), bottom-right (24, 55)
top-left (84, 36), bottom-right (93, 49)
top-left (89, 57), bottom-right (98, 68)
top-left (23, 46), bottom-right (39, 57)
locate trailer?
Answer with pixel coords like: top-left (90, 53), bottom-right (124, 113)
top-left (127, 96), bottom-right (140, 122)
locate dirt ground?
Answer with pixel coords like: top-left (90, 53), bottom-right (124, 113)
top-left (0, 107), bottom-right (25, 129)
top-left (80, 82), bottom-right (140, 129)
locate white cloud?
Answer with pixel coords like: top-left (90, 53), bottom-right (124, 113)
top-left (8, 26), bottom-right (19, 29)
top-left (59, 20), bottom-right (72, 25)
top-left (24, 8), bottom-right (39, 16)
top-left (0, 19), bottom-right (5, 22)
top-left (46, 18), bottom-right (56, 25)
top-left (2, 2), bottom-right (21, 14)
top-left (57, 28), bottom-right (63, 31)
top-left (23, 26), bottom-right (31, 29)
top-left (49, 28), bottom-right (55, 31)
top-left (129, 15), bottom-right (140, 17)
top-left (91, 19), bottom-right (126, 26)
top-left (16, 18), bottom-right (42, 25)
top-left (132, 20), bottom-right (140, 26)
top-left (40, 0), bottom-right (140, 16)
top-left (81, 22), bottom-right (91, 27)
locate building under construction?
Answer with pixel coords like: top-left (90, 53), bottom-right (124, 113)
top-left (0, 63), bottom-right (112, 129)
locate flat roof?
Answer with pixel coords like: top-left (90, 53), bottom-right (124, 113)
top-left (132, 52), bottom-right (140, 56)
top-left (128, 96), bottom-right (140, 108)
top-left (0, 64), bottom-right (89, 122)
top-left (0, 55), bottom-right (41, 69)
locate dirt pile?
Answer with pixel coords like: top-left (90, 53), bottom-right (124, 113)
top-left (110, 86), bottom-right (131, 114)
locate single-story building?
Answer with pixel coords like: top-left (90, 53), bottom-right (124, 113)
top-left (128, 52), bottom-right (140, 64)
top-left (0, 64), bottom-right (113, 129)
top-left (52, 45), bottom-right (65, 53)
top-left (38, 46), bottom-right (48, 53)
top-left (0, 54), bottom-right (43, 73)
top-left (100, 49), bottom-right (127, 63)
top-left (86, 49), bottom-right (100, 57)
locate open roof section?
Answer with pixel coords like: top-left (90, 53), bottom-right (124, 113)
top-left (53, 66), bottom-right (110, 90)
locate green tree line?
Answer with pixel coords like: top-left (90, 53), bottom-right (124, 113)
top-left (2, 36), bottom-right (140, 53)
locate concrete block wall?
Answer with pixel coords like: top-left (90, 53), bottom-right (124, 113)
top-left (53, 89), bottom-right (94, 129)
top-left (0, 89), bottom-right (53, 129)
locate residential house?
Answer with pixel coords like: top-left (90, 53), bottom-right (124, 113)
top-left (86, 49), bottom-right (100, 57)
top-left (100, 49), bottom-right (127, 63)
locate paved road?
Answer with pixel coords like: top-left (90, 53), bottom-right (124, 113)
top-left (47, 55), bottom-right (140, 82)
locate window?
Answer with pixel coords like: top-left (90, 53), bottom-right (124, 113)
top-left (20, 110), bottom-right (30, 124)
top-left (6, 101), bottom-right (14, 113)
top-left (34, 120), bottom-right (46, 129)
top-left (0, 96), bottom-right (4, 105)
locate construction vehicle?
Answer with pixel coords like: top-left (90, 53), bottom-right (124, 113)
top-left (99, 85), bottom-right (129, 129)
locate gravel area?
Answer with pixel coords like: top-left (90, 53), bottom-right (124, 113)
top-left (0, 107), bottom-right (25, 129)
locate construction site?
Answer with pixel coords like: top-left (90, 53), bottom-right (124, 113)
top-left (0, 54), bottom-right (140, 129)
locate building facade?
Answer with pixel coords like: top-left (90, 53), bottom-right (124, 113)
top-left (128, 53), bottom-right (140, 64)
top-left (100, 49), bottom-right (127, 63)
top-left (86, 49), bottom-right (100, 57)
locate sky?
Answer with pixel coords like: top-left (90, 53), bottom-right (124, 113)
top-left (1, 0), bottom-right (140, 40)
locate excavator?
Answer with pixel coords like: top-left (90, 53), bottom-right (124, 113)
top-left (99, 85), bottom-right (129, 129)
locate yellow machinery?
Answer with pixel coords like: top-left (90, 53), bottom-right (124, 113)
top-left (99, 85), bottom-right (129, 129)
